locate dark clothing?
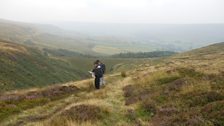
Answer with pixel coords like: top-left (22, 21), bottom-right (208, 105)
top-left (95, 76), bottom-right (100, 89)
top-left (100, 63), bottom-right (106, 74)
top-left (92, 65), bottom-right (103, 77)
top-left (92, 64), bottom-right (103, 89)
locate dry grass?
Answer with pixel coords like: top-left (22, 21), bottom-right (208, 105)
top-left (0, 41), bottom-right (28, 55)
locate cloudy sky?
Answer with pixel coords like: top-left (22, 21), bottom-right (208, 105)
top-left (0, 0), bottom-right (223, 24)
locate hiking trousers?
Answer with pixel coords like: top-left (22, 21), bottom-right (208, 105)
top-left (95, 76), bottom-right (101, 89)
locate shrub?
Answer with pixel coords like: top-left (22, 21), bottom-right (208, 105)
top-left (184, 91), bottom-right (224, 107)
top-left (142, 99), bottom-right (156, 114)
top-left (60, 104), bottom-right (109, 122)
top-left (177, 68), bottom-right (204, 78)
top-left (121, 71), bottom-right (127, 78)
top-left (202, 100), bottom-right (224, 126)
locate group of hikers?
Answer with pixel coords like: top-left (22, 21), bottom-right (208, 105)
top-left (91, 60), bottom-right (106, 89)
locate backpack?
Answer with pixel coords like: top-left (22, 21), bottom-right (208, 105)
top-left (93, 65), bottom-right (103, 77)
top-left (100, 63), bottom-right (106, 74)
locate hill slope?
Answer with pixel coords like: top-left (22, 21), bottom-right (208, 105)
top-left (0, 40), bottom-right (89, 91)
top-left (0, 40), bottom-right (148, 91)
top-left (0, 19), bottom-right (95, 54)
top-left (0, 42), bottom-right (224, 126)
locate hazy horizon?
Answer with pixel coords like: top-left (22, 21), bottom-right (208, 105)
top-left (0, 0), bottom-right (224, 54)
top-left (0, 0), bottom-right (224, 24)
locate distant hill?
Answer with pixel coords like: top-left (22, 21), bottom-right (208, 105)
top-left (0, 19), bottom-right (157, 55)
top-left (54, 22), bottom-right (224, 51)
top-left (2, 19), bottom-right (224, 55)
top-left (0, 19), bottom-right (95, 54)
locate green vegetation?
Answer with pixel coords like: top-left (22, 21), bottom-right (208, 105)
top-left (111, 51), bottom-right (176, 58)
top-left (0, 40), bottom-right (149, 91)
top-left (125, 68), bottom-right (224, 126)
top-left (0, 84), bottom-right (79, 121)
top-left (0, 40), bottom-right (87, 91)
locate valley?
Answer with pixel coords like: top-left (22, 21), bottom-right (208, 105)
top-left (1, 1), bottom-right (224, 126)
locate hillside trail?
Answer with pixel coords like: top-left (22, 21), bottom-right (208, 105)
top-left (3, 73), bottom-right (135, 126)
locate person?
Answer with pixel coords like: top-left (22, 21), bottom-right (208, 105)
top-left (95, 60), bottom-right (106, 85)
top-left (92, 61), bottom-right (103, 89)
top-left (99, 60), bottom-right (106, 85)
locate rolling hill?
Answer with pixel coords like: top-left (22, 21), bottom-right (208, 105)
top-left (0, 19), bottom-right (95, 54)
top-left (2, 19), bottom-right (224, 55)
top-left (0, 19), bottom-right (158, 55)
top-left (54, 22), bottom-right (224, 52)
top-left (0, 42), bottom-right (223, 126)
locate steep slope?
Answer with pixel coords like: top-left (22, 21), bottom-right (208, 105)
top-left (0, 42), bottom-right (223, 126)
top-left (0, 40), bottom-right (88, 91)
top-left (0, 40), bottom-right (147, 91)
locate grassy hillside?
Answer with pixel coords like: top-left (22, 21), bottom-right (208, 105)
top-left (0, 40), bottom-right (88, 91)
top-left (0, 42), bottom-right (223, 126)
top-left (0, 40), bottom-right (149, 91)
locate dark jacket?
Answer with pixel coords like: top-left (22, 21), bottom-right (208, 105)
top-left (92, 65), bottom-right (103, 77)
top-left (100, 63), bottom-right (106, 74)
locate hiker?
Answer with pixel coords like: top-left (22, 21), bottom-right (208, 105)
top-left (96, 60), bottom-right (106, 85)
top-left (92, 61), bottom-right (103, 89)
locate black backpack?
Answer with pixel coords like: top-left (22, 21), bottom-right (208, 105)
top-left (101, 63), bottom-right (106, 74)
top-left (93, 65), bottom-right (103, 77)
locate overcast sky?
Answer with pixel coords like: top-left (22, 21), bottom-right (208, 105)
top-left (0, 0), bottom-right (223, 24)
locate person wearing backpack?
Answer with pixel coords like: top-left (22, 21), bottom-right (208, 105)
top-left (92, 61), bottom-right (103, 89)
top-left (95, 60), bottom-right (106, 85)
top-left (99, 61), bottom-right (106, 85)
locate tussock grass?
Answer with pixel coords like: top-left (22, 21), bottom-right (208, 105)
top-left (0, 84), bottom-right (79, 122)
top-left (121, 64), bottom-right (224, 126)
top-left (60, 104), bottom-right (109, 122)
